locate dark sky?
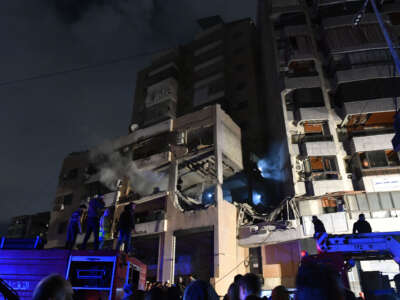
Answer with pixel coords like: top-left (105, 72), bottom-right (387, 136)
top-left (0, 0), bottom-right (256, 234)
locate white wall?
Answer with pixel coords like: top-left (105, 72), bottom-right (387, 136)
top-left (299, 107), bottom-right (328, 121)
top-left (362, 175), bottom-right (400, 192)
top-left (352, 134), bottom-right (394, 152)
top-left (312, 179), bottom-right (353, 196)
top-left (344, 98), bottom-right (394, 116)
top-left (305, 141), bottom-right (336, 156)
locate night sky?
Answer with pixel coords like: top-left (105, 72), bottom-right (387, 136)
top-left (0, 0), bottom-right (256, 234)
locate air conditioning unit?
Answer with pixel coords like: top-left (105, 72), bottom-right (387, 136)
top-left (295, 160), bottom-right (305, 173)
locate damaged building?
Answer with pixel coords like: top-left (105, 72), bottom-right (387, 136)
top-left (46, 15), bottom-right (280, 294)
top-left (47, 105), bottom-right (247, 294)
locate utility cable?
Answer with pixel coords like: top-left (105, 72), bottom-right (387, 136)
top-left (0, 48), bottom-right (168, 88)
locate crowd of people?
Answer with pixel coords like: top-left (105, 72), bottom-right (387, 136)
top-left (32, 259), bottom-right (378, 300)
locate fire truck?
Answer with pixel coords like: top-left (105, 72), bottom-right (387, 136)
top-left (303, 231), bottom-right (400, 299)
top-left (0, 238), bottom-right (147, 300)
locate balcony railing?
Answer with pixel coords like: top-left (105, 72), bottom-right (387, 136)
top-left (292, 134), bottom-right (333, 144)
top-left (338, 127), bottom-right (394, 141)
top-left (360, 166), bottom-right (400, 177)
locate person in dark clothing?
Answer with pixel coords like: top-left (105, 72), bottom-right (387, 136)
top-left (352, 214), bottom-right (372, 234)
top-left (116, 203), bottom-right (136, 254)
top-left (296, 261), bottom-right (345, 300)
top-left (81, 195), bottom-right (105, 250)
top-left (65, 204), bottom-right (87, 250)
top-left (312, 216), bottom-right (326, 236)
top-left (238, 273), bottom-right (262, 300)
top-left (183, 280), bottom-right (219, 300)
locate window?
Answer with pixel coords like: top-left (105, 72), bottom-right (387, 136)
top-left (308, 156), bottom-right (339, 180)
top-left (57, 222), bottom-right (67, 234)
top-left (359, 150), bottom-right (400, 169)
top-left (63, 194), bottom-right (73, 206)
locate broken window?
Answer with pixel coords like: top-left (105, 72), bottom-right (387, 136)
top-left (132, 133), bottom-right (170, 161)
top-left (308, 156), bottom-right (339, 180)
top-left (186, 126), bottom-right (214, 152)
top-left (359, 150), bottom-right (400, 169)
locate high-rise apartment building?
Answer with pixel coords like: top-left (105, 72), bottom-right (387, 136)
top-left (240, 0), bottom-right (400, 292)
top-left (132, 16), bottom-right (267, 164)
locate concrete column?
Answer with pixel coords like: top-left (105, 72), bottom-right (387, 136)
top-left (213, 105), bottom-right (224, 281)
top-left (161, 159), bottom-right (179, 283)
top-left (212, 105), bottom-right (248, 296)
top-left (157, 233), bottom-right (164, 282)
top-left (161, 231), bottom-right (176, 283)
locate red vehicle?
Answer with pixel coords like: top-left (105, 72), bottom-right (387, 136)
top-left (0, 249), bottom-right (146, 300)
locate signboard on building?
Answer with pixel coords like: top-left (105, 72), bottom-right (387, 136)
top-left (372, 176), bottom-right (400, 192)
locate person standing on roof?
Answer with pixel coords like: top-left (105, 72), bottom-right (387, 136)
top-left (352, 213), bottom-right (372, 234)
top-left (65, 204), bottom-right (87, 250)
top-left (312, 216), bottom-right (326, 237)
top-left (116, 203), bottom-right (136, 254)
top-left (81, 195), bottom-right (105, 250)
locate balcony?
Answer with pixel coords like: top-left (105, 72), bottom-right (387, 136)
top-left (352, 133), bottom-right (394, 152)
top-left (133, 151), bottom-right (172, 171)
top-left (304, 141), bottom-right (336, 156)
top-left (284, 74), bottom-right (320, 89)
top-left (310, 178), bottom-right (353, 196)
top-left (336, 62), bottom-right (396, 84)
top-left (341, 98), bottom-right (394, 119)
top-left (134, 219), bottom-right (167, 236)
top-left (292, 134), bottom-right (333, 144)
top-left (297, 107), bottom-right (328, 122)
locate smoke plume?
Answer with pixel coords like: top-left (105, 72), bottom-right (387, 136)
top-left (91, 144), bottom-right (168, 196)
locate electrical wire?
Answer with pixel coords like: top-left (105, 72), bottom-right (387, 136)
top-left (0, 48), bottom-right (168, 88)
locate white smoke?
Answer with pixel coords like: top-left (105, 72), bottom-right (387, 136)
top-left (91, 144), bottom-right (168, 196)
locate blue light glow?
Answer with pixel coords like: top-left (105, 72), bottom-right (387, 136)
top-left (206, 192), bottom-right (213, 199)
top-left (256, 143), bottom-right (286, 181)
top-left (252, 192), bottom-right (262, 205)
